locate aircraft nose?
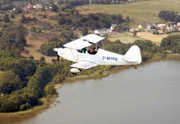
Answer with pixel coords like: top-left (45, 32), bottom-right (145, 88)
top-left (54, 48), bottom-right (65, 54)
top-left (54, 48), bottom-right (58, 52)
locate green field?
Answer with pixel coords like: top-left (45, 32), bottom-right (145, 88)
top-left (108, 33), bottom-right (143, 43)
top-left (77, 0), bottom-right (180, 25)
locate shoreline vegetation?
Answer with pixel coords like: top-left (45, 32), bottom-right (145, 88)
top-left (0, 54), bottom-right (180, 119)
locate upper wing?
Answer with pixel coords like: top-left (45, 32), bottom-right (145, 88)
top-left (71, 61), bottom-right (98, 69)
top-left (80, 34), bottom-right (105, 44)
top-left (63, 39), bottom-right (92, 50)
top-left (63, 34), bottom-right (104, 50)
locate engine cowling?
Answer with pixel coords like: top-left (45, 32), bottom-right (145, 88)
top-left (70, 68), bottom-right (81, 73)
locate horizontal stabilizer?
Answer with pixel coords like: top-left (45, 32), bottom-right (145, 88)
top-left (123, 45), bottom-right (142, 64)
top-left (71, 61), bottom-right (98, 69)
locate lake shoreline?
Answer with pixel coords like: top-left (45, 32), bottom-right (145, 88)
top-left (0, 54), bottom-right (180, 118)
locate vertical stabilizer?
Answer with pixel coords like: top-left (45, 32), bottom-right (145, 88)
top-left (123, 45), bottom-right (142, 64)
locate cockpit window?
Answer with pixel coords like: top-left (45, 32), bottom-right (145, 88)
top-left (79, 41), bottom-right (102, 55)
top-left (88, 47), bottom-right (97, 55)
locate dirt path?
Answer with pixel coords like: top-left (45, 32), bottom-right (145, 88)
top-left (21, 32), bottom-right (56, 63)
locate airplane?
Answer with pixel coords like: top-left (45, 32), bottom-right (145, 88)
top-left (54, 34), bottom-right (142, 73)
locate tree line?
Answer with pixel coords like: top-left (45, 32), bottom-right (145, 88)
top-left (159, 10), bottom-right (180, 22)
top-left (0, 0), bottom-right (148, 11)
top-left (161, 35), bottom-right (180, 53)
top-left (58, 0), bottom-right (129, 5)
top-left (0, 25), bottom-right (27, 58)
top-left (0, 0), bottom-right (14, 10)
top-left (57, 0), bottom-right (148, 6)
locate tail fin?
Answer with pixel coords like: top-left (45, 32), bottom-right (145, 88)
top-left (123, 45), bottom-right (142, 64)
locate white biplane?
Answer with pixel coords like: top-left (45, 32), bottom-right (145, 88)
top-left (54, 34), bottom-right (142, 73)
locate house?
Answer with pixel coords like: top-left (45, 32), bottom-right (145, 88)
top-left (12, 8), bottom-right (16, 11)
top-left (27, 3), bottom-right (33, 10)
top-left (49, 6), bottom-right (52, 10)
top-left (137, 24), bottom-right (143, 29)
top-left (45, 6), bottom-right (48, 10)
top-left (157, 23), bottom-right (166, 29)
top-left (110, 24), bottom-right (117, 31)
top-left (135, 24), bottom-right (147, 31)
top-left (134, 25), bottom-right (143, 31)
top-left (94, 28), bottom-right (112, 35)
top-left (33, 4), bottom-right (43, 10)
top-left (23, 3), bottom-right (33, 11)
top-left (129, 28), bottom-right (135, 32)
top-left (157, 30), bottom-right (164, 34)
top-left (177, 22), bottom-right (180, 26)
top-left (94, 24), bottom-right (118, 35)
top-left (166, 25), bottom-right (176, 33)
top-left (146, 24), bottom-right (158, 32)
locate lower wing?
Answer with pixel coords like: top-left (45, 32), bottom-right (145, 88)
top-left (71, 61), bottom-right (98, 69)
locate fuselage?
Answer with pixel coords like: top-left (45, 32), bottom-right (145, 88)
top-left (56, 48), bottom-right (137, 65)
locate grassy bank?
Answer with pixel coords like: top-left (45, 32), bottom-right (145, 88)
top-left (0, 95), bottom-right (56, 118)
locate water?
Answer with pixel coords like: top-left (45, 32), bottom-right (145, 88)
top-left (1, 60), bottom-right (180, 124)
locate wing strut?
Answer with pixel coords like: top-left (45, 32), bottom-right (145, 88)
top-left (70, 49), bottom-right (78, 62)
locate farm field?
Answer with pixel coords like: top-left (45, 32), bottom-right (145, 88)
top-left (108, 32), bottom-right (142, 43)
top-left (76, 0), bottom-right (180, 25)
top-left (108, 32), bottom-right (169, 45)
top-left (137, 32), bottom-right (180, 45)
top-left (136, 32), bottom-right (168, 44)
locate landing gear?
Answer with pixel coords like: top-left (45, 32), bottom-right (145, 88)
top-left (71, 69), bottom-right (82, 75)
top-left (57, 55), bottom-right (60, 62)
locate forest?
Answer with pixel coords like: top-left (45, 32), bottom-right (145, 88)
top-left (0, 24), bottom-right (71, 112)
top-left (161, 35), bottom-right (180, 53)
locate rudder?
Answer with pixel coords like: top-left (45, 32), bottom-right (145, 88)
top-left (123, 45), bottom-right (142, 64)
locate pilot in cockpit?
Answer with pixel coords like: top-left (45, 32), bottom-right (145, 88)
top-left (81, 48), bottom-right (86, 53)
